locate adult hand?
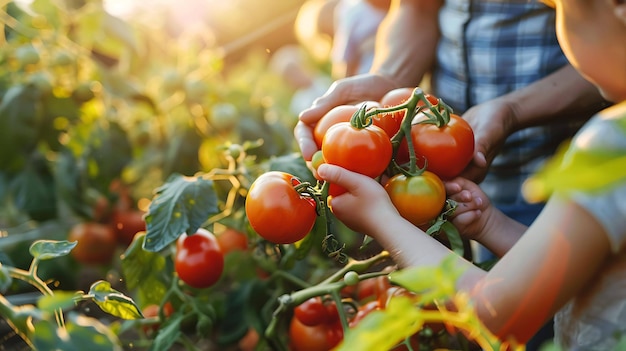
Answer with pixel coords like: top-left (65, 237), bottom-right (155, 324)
top-left (295, 73), bottom-right (398, 161)
top-left (459, 97), bottom-right (517, 183)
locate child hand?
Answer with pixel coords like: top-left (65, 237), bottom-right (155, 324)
top-left (317, 163), bottom-right (399, 235)
top-left (444, 177), bottom-right (492, 241)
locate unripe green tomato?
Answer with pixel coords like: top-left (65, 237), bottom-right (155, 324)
top-left (15, 45), bottom-right (40, 66)
top-left (161, 70), bottom-right (184, 93)
top-left (52, 51), bottom-right (75, 66)
top-left (72, 82), bottom-right (95, 103)
top-left (311, 150), bottom-right (325, 171)
top-left (344, 271), bottom-right (359, 286)
top-left (27, 72), bottom-right (53, 96)
top-left (210, 102), bottom-right (239, 132)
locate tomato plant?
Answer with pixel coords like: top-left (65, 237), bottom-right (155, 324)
top-left (321, 121), bottom-right (392, 195)
top-left (67, 222), bottom-right (117, 265)
top-left (245, 171), bottom-right (318, 244)
top-left (410, 111), bottom-right (475, 180)
top-left (142, 302), bottom-right (174, 334)
top-left (313, 105), bottom-right (359, 149)
top-left (216, 227), bottom-right (249, 254)
top-left (111, 209), bottom-right (146, 246)
top-left (384, 171), bottom-right (446, 227)
top-left (174, 228), bottom-right (225, 289)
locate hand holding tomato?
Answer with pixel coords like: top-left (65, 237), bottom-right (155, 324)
top-left (316, 164), bottom-right (396, 235)
top-left (455, 97), bottom-right (516, 183)
top-left (444, 177), bottom-right (492, 242)
top-left (295, 74), bottom-right (398, 161)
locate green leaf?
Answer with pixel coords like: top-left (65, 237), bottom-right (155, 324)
top-left (389, 255), bottom-right (464, 303)
top-left (268, 152), bottom-right (316, 185)
top-left (0, 264), bottom-right (12, 291)
top-left (143, 174), bottom-right (219, 252)
top-left (83, 121), bottom-right (132, 193)
top-left (523, 140), bottom-right (626, 203)
top-left (32, 314), bottom-right (122, 351)
top-left (149, 313), bottom-right (184, 351)
top-left (0, 84), bottom-right (43, 171)
top-left (441, 221), bottom-right (464, 256)
top-left (88, 281), bottom-right (143, 320)
top-left (120, 233), bottom-right (168, 305)
top-left (37, 291), bottom-right (80, 312)
top-left (29, 240), bottom-right (77, 260)
top-left (9, 154), bottom-right (58, 221)
top-left (335, 296), bottom-right (422, 351)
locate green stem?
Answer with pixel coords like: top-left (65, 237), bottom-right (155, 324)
top-left (8, 264), bottom-right (65, 328)
top-left (320, 250), bottom-right (391, 285)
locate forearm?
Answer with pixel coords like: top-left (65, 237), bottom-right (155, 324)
top-left (501, 65), bottom-right (609, 134)
top-left (370, 0), bottom-right (442, 87)
top-left (475, 208), bottom-right (527, 257)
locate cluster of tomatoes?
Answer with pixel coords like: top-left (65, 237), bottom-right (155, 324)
top-left (289, 274), bottom-right (417, 351)
top-left (246, 87), bottom-right (475, 245)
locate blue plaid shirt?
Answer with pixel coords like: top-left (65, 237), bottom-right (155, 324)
top-left (431, 0), bottom-right (584, 209)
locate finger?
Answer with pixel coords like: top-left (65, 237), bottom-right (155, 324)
top-left (317, 164), bottom-right (363, 193)
top-left (444, 180), bottom-right (463, 194)
top-left (294, 121), bottom-right (318, 161)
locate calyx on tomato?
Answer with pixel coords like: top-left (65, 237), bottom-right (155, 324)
top-left (408, 100), bottom-right (475, 180)
top-left (321, 105), bottom-right (393, 196)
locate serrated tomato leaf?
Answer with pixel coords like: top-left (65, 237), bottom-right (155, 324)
top-left (143, 173), bottom-right (219, 252)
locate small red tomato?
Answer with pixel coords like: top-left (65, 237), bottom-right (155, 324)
top-left (174, 228), bottom-right (224, 289)
top-left (294, 297), bottom-right (330, 326)
top-left (216, 227), bottom-right (248, 255)
top-left (142, 302), bottom-right (174, 334)
top-left (111, 209), bottom-right (146, 246)
top-left (68, 222), bottom-right (117, 265)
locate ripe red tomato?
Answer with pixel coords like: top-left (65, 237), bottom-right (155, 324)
top-left (379, 87), bottom-right (439, 122)
top-left (111, 209), bottom-right (146, 246)
top-left (321, 122), bottom-right (392, 196)
top-left (313, 105), bottom-right (359, 149)
top-left (384, 171), bottom-right (446, 227)
top-left (294, 297), bottom-right (330, 326)
top-left (68, 222), bottom-right (117, 265)
top-left (174, 228), bottom-right (224, 289)
top-left (142, 302), bottom-right (174, 334)
top-left (245, 172), bottom-right (318, 244)
top-left (349, 300), bottom-right (381, 328)
top-left (409, 112), bottom-right (474, 180)
top-left (356, 276), bottom-right (392, 304)
top-left (216, 227), bottom-right (248, 255)
top-left (380, 88), bottom-right (439, 165)
top-left (289, 317), bottom-right (333, 351)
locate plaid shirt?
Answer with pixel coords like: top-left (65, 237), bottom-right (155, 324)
top-left (431, 0), bottom-right (584, 207)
